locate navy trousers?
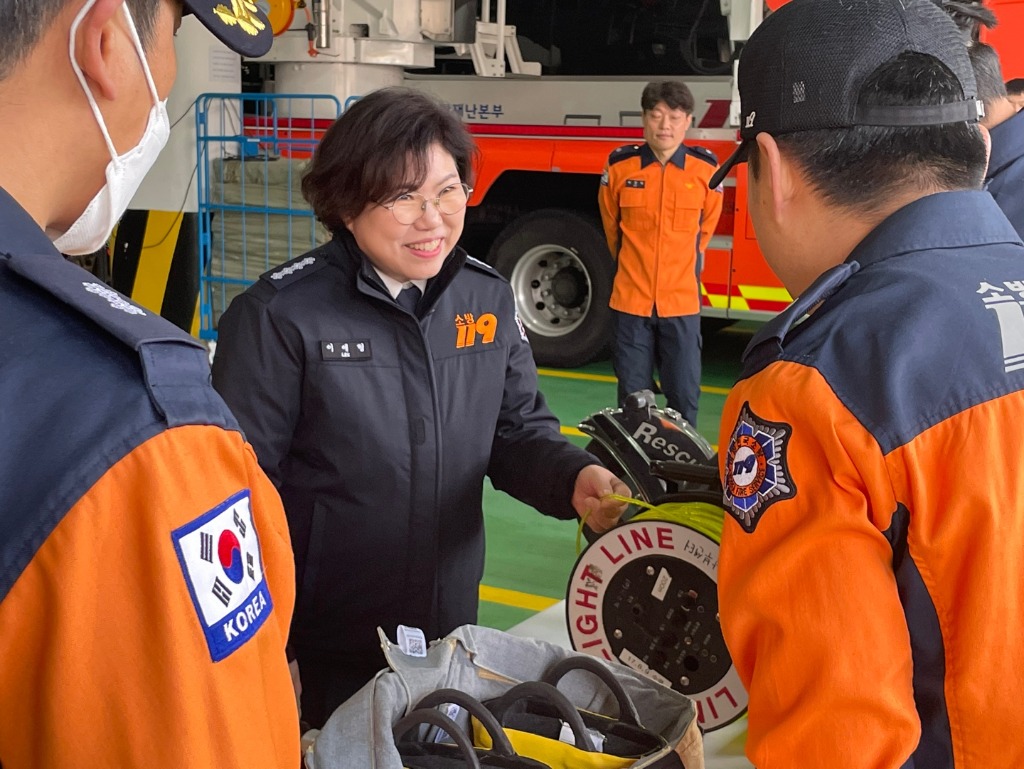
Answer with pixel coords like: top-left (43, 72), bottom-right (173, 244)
top-left (612, 310), bottom-right (702, 426)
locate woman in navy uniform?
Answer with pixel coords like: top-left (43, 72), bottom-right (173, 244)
top-left (212, 87), bottom-right (629, 728)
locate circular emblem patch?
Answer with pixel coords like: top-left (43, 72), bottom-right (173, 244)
top-left (723, 402), bottom-right (795, 533)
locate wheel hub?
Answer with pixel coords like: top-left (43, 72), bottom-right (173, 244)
top-left (510, 245), bottom-right (592, 339)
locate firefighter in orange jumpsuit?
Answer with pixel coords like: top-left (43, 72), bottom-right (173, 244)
top-left (0, 0), bottom-right (300, 766)
top-left (711, 0), bottom-right (1024, 766)
top-left (598, 80), bottom-right (723, 426)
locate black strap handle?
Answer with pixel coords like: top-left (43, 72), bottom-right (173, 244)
top-left (414, 688), bottom-right (517, 757)
top-left (649, 459), bottom-right (722, 488)
top-left (486, 681), bottom-right (596, 752)
top-left (542, 655), bottom-right (642, 727)
top-left (393, 708), bottom-right (482, 769)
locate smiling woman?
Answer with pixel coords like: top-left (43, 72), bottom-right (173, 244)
top-left (210, 86), bottom-right (630, 730)
top-left (345, 145), bottom-right (469, 284)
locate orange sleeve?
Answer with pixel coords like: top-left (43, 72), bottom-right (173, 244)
top-left (698, 170), bottom-right (723, 256)
top-left (598, 164), bottom-right (621, 258)
top-left (0, 425), bottom-right (299, 769)
top-left (717, 361), bottom-right (920, 768)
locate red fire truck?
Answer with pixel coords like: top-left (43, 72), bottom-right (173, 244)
top-left (119, 0), bottom-right (1023, 368)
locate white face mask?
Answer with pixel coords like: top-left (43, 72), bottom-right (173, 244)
top-left (52, 0), bottom-right (171, 255)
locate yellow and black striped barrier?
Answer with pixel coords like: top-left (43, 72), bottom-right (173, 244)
top-left (107, 209), bottom-right (201, 335)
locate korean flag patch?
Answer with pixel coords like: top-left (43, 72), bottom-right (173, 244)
top-left (172, 490), bottom-right (273, 661)
top-left (724, 403), bottom-right (796, 533)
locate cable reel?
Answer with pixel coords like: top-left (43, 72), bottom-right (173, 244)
top-left (578, 389), bottom-right (722, 519)
top-left (567, 391), bottom-right (748, 732)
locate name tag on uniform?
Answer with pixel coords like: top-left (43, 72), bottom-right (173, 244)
top-left (625, 179), bottom-right (646, 189)
top-left (321, 339), bottom-right (371, 361)
top-left (172, 490), bottom-right (273, 662)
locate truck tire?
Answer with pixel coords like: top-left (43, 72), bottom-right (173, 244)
top-left (488, 208), bottom-right (615, 368)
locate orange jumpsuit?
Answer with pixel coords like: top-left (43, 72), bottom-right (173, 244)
top-left (718, 191), bottom-right (1024, 768)
top-left (0, 188), bottom-right (300, 768)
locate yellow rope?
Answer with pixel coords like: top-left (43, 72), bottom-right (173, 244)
top-left (577, 493), bottom-right (725, 555)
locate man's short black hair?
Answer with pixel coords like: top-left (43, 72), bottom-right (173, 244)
top-left (970, 43), bottom-right (1008, 108)
top-left (750, 51), bottom-right (987, 214)
top-left (302, 87), bottom-right (478, 234)
top-left (0, 0), bottom-right (161, 81)
top-left (641, 81), bottom-right (695, 115)
top-left (1006, 78), bottom-right (1024, 96)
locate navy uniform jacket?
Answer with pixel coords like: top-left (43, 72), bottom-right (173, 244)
top-left (0, 189), bottom-right (298, 767)
top-left (717, 191), bottom-right (1024, 768)
top-left (986, 108), bottom-right (1024, 237)
top-left (212, 230), bottom-right (596, 653)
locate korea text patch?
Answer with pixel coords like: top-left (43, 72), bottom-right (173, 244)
top-left (724, 403), bottom-right (795, 533)
top-left (172, 490), bottom-right (273, 661)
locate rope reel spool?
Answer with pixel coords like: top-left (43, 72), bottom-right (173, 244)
top-left (567, 391), bottom-right (748, 732)
top-left (578, 390), bottom-right (721, 537)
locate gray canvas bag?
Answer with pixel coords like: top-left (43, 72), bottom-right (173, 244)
top-left (310, 624), bottom-right (704, 769)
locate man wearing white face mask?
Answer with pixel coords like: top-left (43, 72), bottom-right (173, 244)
top-left (0, 0), bottom-right (302, 767)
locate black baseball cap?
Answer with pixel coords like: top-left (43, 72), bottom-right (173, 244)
top-left (182, 0), bottom-right (273, 58)
top-left (708, 0), bottom-right (982, 189)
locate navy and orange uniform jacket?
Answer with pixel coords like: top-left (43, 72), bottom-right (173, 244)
top-left (0, 189), bottom-right (299, 768)
top-left (986, 107), bottom-right (1024, 238)
top-left (212, 230), bottom-right (596, 655)
top-left (598, 142), bottom-right (723, 318)
top-left (717, 191), bottom-right (1024, 769)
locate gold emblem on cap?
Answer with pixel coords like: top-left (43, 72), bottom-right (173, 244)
top-left (213, 0), bottom-right (267, 36)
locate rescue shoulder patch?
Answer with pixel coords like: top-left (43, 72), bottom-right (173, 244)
top-left (172, 489), bottom-right (273, 662)
top-left (608, 144), bottom-right (642, 165)
top-left (258, 252), bottom-right (330, 291)
top-left (724, 402), bottom-right (796, 533)
top-left (687, 145), bottom-right (719, 167)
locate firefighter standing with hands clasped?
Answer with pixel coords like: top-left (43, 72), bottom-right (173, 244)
top-left (599, 80), bottom-right (723, 428)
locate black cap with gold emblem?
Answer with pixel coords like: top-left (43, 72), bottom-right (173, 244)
top-left (182, 0), bottom-right (273, 58)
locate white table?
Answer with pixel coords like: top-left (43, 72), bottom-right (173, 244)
top-left (506, 601), bottom-right (753, 769)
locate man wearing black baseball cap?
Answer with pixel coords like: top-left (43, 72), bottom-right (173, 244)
top-left (715, 0), bottom-right (1024, 766)
top-left (0, 1), bottom-right (299, 767)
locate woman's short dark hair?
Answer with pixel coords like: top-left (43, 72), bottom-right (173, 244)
top-left (750, 51), bottom-right (987, 213)
top-left (302, 86), bottom-right (478, 233)
top-left (640, 81), bottom-right (695, 115)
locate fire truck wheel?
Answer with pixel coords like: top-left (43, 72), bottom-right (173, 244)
top-left (488, 208), bottom-right (614, 368)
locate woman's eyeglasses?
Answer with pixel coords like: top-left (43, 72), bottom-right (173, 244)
top-left (382, 183), bottom-right (473, 225)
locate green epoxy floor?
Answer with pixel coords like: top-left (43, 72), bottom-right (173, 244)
top-left (478, 322), bottom-right (757, 630)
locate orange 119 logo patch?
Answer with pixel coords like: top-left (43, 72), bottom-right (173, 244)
top-left (724, 402), bottom-right (795, 533)
top-left (455, 312), bottom-right (498, 348)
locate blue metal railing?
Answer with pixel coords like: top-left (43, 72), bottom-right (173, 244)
top-left (195, 92), bottom-right (342, 339)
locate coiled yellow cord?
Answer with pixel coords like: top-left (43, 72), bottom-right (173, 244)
top-left (577, 493), bottom-right (726, 555)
